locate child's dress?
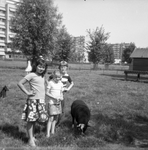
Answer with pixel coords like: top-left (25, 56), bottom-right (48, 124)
top-left (21, 72), bottom-right (48, 122)
top-left (47, 79), bottom-right (63, 115)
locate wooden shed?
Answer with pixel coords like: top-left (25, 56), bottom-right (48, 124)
top-left (130, 48), bottom-right (148, 71)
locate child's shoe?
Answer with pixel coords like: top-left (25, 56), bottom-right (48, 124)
top-left (28, 140), bottom-right (36, 147)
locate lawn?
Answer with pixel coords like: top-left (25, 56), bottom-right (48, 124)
top-left (0, 61), bottom-right (148, 150)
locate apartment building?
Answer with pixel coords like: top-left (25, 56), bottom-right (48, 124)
top-left (0, 0), bottom-right (20, 59)
top-left (73, 36), bottom-right (88, 62)
top-left (111, 43), bottom-right (130, 60)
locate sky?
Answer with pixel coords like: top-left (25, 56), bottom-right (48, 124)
top-left (53, 0), bottom-right (148, 48)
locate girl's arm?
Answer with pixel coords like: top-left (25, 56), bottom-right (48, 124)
top-left (17, 78), bottom-right (35, 96)
top-left (46, 88), bottom-right (58, 102)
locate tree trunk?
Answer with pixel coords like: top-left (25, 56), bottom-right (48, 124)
top-left (93, 63), bottom-right (98, 70)
top-left (104, 63), bottom-right (109, 70)
top-left (31, 55), bottom-right (38, 71)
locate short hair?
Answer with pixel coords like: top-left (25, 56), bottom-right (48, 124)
top-left (59, 61), bottom-right (68, 69)
top-left (53, 70), bottom-right (61, 78)
top-left (31, 57), bottom-right (48, 77)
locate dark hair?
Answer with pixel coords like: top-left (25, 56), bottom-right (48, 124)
top-left (31, 58), bottom-right (48, 77)
top-left (59, 61), bottom-right (68, 69)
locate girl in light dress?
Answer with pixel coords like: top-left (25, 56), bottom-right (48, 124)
top-left (46, 70), bottom-right (63, 137)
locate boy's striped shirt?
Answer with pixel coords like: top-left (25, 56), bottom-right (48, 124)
top-left (48, 73), bottom-right (72, 87)
top-left (61, 73), bottom-right (72, 87)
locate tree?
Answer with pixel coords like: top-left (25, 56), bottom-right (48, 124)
top-left (86, 26), bottom-right (110, 69)
top-left (103, 44), bottom-right (114, 64)
top-left (122, 43), bottom-right (136, 64)
top-left (10, 0), bottom-right (62, 63)
top-left (54, 26), bottom-right (73, 62)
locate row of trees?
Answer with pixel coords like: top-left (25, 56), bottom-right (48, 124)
top-left (9, 0), bottom-right (135, 68)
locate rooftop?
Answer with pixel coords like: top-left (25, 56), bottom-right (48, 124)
top-left (130, 48), bottom-right (148, 58)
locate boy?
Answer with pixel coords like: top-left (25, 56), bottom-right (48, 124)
top-left (57, 61), bottom-right (74, 126)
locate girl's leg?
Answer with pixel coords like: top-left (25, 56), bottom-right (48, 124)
top-left (51, 115), bottom-right (58, 134)
top-left (27, 122), bottom-right (36, 147)
top-left (46, 116), bottom-right (53, 137)
top-left (32, 122), bottom-right (38, 142)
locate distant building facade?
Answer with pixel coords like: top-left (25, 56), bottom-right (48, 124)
top-left (73, 36), bottom-right (88, 62)
top-left (0, 0), bottom-right (20, 59)
top-left (111, 43), bottom-right (130, 60)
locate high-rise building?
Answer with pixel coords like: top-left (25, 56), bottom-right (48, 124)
top-left (73, 36), bottom-right (85, 52)
top-left (73, 36), bottom-right (87, 62)
top-left (0, 0), bottom-right (20, 59)
top-left (111, 43), bottom-right (130, 60)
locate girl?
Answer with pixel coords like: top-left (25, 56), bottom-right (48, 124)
top-left (18, 57), bottom-right (47, 147)
top-left (46, 70), bottom-right (63, 137)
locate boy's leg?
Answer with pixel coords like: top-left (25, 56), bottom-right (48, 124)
top-left (56, 100), bottom-right (65, 126)
top-left (27, 122), bottom-right (36, 147)
top-left (56, 114), bottom-right (60, 126)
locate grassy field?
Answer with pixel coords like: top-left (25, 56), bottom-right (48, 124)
top-left (0, 60), bottom-right (129, 70)
top-left (0, 61), bottom-right (148, 150)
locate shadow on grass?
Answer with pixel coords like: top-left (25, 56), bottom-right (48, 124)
top-left (91, 111), bottom-right (148, 147)
top-left (35, 114), bottom-right (148, 148)
top-left (0, 123), bottom-right (28, 143)
top-left (100, 73), bottom-right (148, 83)
top-left (2, 113), bottom-right (148, 148)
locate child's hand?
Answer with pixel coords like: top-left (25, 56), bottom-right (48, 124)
top-left (56, 97), bottom-right (63, 104)
top-left (59, 98), bottom-right (63, 101)
top-left (27, 90), bottom-right (35, 96)
top-left (63, 87), bottom-right (68, 92)
top-left (56, 98), bottom-right (60, 104)
top-left (57, 98), bottom-right (61, 102)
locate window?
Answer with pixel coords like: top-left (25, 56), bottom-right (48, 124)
top-left (0, 28), bottom-right (5, 31)
top-left (0, 18), bottom-right (5, 22)
top-left (0, 10), bottom-right (5, 14)
top-left (0, 37), bottom-right (5, 40)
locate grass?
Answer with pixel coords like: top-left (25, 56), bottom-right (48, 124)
top-left (0, 60), bottom-right (129, 70)
top-left (0, 61), bottom-right (148, 149)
